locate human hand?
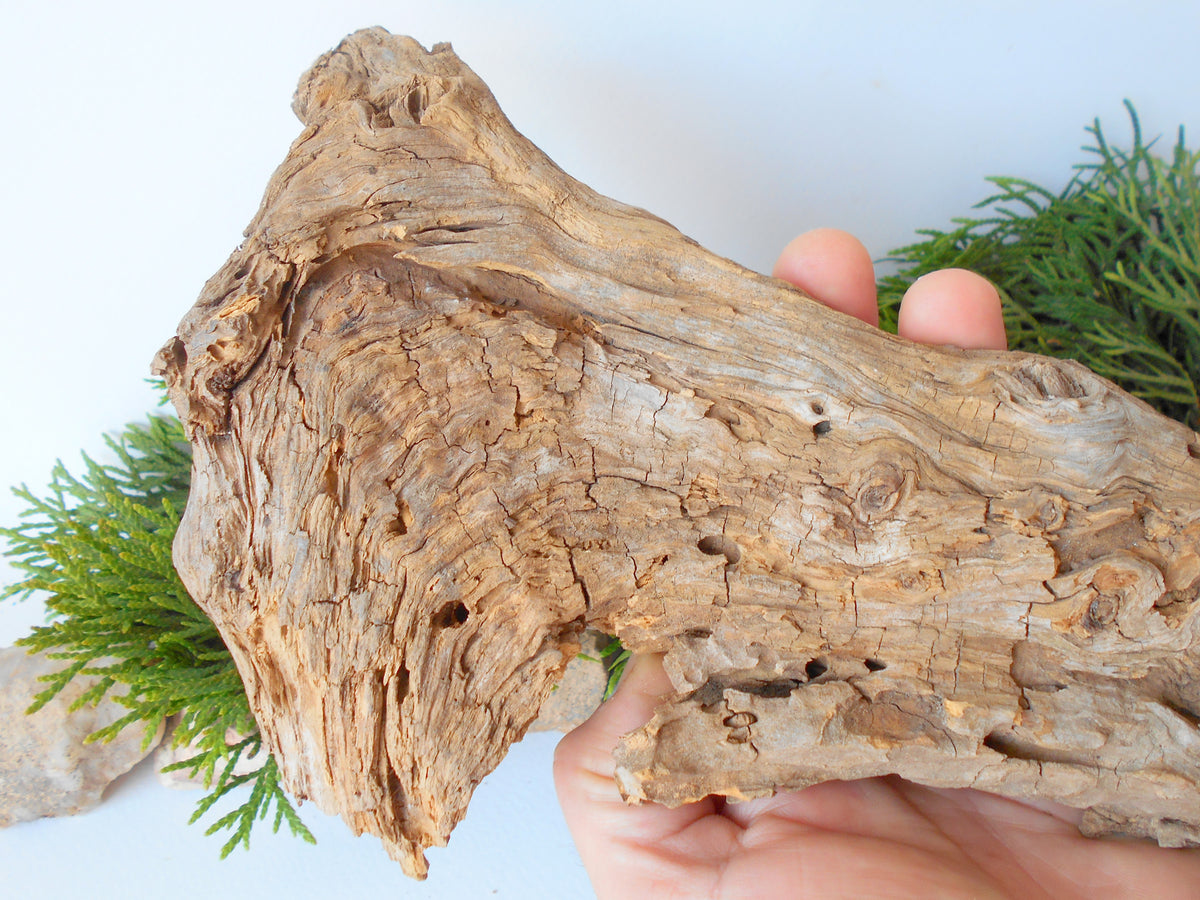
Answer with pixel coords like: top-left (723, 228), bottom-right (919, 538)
top-left (553, 229), bottom-right (1200, 899)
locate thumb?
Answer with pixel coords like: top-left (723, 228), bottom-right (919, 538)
top-left (553, 652), bottom-right (672, 805)
top-left (553, 652), bottom-right (720, 857)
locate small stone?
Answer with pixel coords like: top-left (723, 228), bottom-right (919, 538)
top-left (530, 629), bottom-right (609, 733)
top-left (0, 645), bottom-right (164, 826)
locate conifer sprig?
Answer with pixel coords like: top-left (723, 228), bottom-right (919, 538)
top-left (878, 101), bottom-right (1199, 429)
top-left (598, 636), bottom-right (632, 701)
top-left (1, 407), bottom-right (313, 853)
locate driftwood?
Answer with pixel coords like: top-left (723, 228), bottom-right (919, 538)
top-left (154, 28), bottom-right (1200, 878)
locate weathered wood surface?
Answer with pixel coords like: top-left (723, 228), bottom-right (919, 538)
top-left (154, 28), bottom-right (1200, 878)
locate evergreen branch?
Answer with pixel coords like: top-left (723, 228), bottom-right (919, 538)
top-left (599, 636), bottom-right (632, 701)
top-left (878, 101), bottom-right (1200, 429)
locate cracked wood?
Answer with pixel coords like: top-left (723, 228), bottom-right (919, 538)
top-left (155, 28), bottom-right (1200, 879)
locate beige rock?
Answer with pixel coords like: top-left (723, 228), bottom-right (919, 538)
top-left (530, 630), bottom-right (609, 733)
top-left (0, 645), bottom-right (164, 826)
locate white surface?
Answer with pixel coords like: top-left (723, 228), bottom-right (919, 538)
top-left (1, 1), bottom-right (1197, 896)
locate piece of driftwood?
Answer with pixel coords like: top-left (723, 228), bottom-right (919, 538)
top-left (154, 28), bottom-right (1200, 878)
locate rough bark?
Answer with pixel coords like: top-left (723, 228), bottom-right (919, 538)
top-left (154, 28), bottom-right (1200, 878)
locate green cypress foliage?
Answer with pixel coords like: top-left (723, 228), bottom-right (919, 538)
top-left (878, 101), bottom-right (1199, 430)
top-left (1, 404), bottom-right (314, 856)
top-left (597, 636), bottom-right (632, 701)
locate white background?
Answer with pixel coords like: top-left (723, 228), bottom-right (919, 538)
top-left (1, 1), bottom-right (1198, 897)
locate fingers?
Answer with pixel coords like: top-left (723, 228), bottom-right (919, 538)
top-left (897, 269), bottom-right (1008, 350)
top-left (773, 228), bottom-right (879, 327)
top-left (772, 230), bottom-right (1008, 352)
top-left (553, 653), bottom-right (722, 882)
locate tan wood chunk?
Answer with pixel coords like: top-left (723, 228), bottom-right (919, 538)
top-left (155, 28), bottom-right (1200, 878)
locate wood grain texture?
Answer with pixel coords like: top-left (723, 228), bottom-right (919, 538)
top-left (154, 28), bottom-right (1200, 877)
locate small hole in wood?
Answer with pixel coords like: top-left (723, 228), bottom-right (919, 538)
top-left (323, 458), bottom-right (339, 497)
top-left (723, 711), bottom-right (758, 728)
top-left (387, 499), bottom-right (414, 536)
top-left (743, 679), bottom-right (801, 698)
top-left (697, 535), bottom-right (741, 565)
top-left (393, 501), bottom-right (417, 535)
top-left (167, 336), bottom-right (188, 370)
top-left (393, 664), bottom-right (410, 705)
top-left (983, 730), bottom-right (1023, 759)
top-left (810, 401), bottom-right (825, 416)
top-left (1188, 441), bottom-right (1200, 460)
top-left (864, 658), bottom-right (887, 672)
top-left (813, 420), bottom-right (832, 437)
top-left (805, 658), bottom-right (829, 680)
top-left (432, 600), bottom-right (470, 630)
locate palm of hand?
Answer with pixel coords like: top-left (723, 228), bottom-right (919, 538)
top-left (553, 231), bottom-right (1200, 899)
top-left (558, 651), bottom-right (1200, 899)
